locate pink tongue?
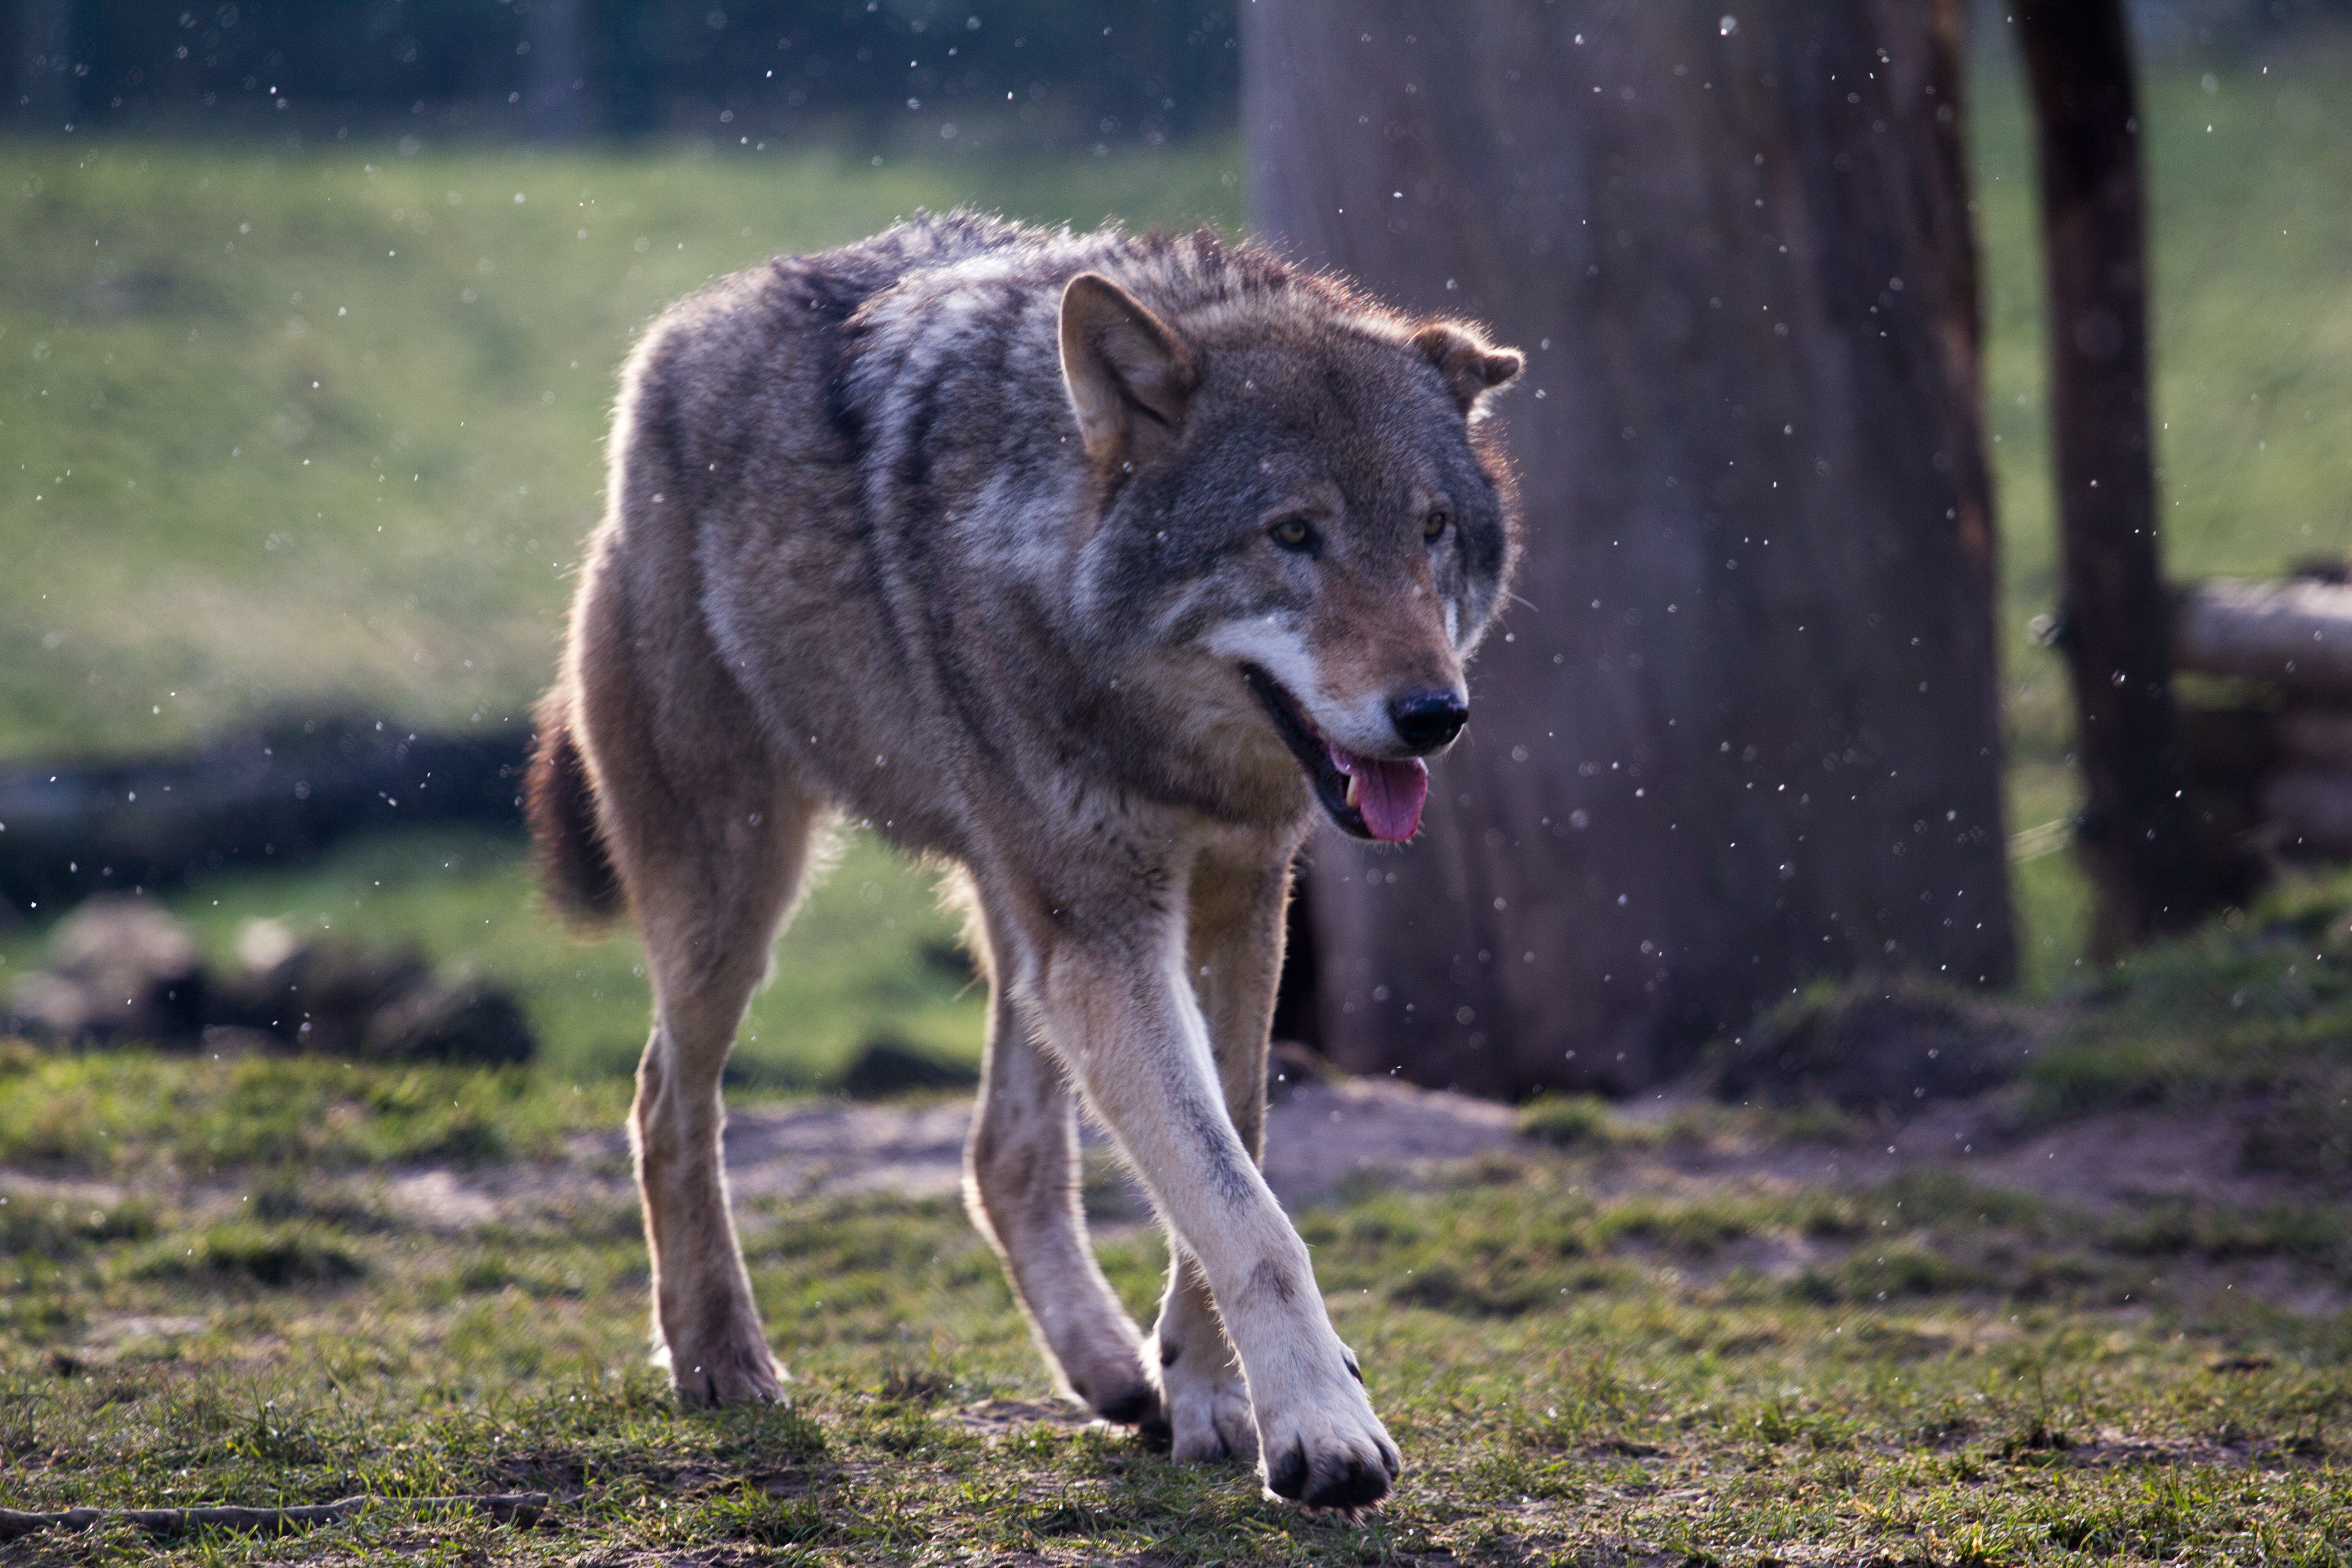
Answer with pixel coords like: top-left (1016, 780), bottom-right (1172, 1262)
top-left (1329, 745), bottom-right (1430, 842)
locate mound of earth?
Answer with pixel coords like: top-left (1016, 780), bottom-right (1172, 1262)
top-left (1698, 975), bottom-right (2029, 1116)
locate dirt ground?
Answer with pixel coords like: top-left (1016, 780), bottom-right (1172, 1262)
top-left (382, 1076), bottom-right (2352, 1322)
top-left (0, 1070), bottom-right (2324, 1242)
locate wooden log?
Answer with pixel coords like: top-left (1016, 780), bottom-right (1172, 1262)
top-left (2279, 709), bottom-right (2352, 770)
top-left (2176, 705), bottom-right (2279, 786)
top-left (2175, 579), bottom-right (2352, 691)
top-left (2261, 767), bottom-right (2352, 856)
top-left (0, 716), bottom-right (528, 912)
top-left (0, 1493), bottom-right (547, 1541)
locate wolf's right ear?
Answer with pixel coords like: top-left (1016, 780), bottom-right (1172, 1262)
top-left (1059, 272), bottom-right (1197, 467)
top-left (1411, 321), bottom-right (1523, 420)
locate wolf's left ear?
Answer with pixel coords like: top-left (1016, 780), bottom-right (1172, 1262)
top-left (1411, 321), bottom-right (1523, 418)
top-left (1060, 272), bottom-right (1197, 466)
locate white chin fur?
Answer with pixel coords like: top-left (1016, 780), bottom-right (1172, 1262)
top-left (1203, 616), bottom-right (1396, 756)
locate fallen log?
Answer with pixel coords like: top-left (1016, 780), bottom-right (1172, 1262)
top-left (0, 1492), bottom-right (548, 1541)
top-left (2260, 767), bottom-right (2352, 857)
top-left (0, 715), bottom-right (528, 913)
top-left (2279, 709), bottom-right (2352, 770)
top-left (2178, 704), bottom-right (2280, 786)
top-left (2175, 578), bottom-right (2352, 692)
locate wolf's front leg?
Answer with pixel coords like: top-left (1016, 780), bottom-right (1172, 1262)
top-left (1031, 927), bottom-right (1398, 1509)
top-left (1152, 843), bottom-right (1294, 1465)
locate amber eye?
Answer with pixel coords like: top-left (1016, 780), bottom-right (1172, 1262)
top-left (1269, 516), bottom-right (1318, 552)
top-left (1423, 509), bottom-right (1450, 541)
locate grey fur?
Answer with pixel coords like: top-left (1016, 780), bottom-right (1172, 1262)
top-left (534, 214), bottom-right (1519, 1510)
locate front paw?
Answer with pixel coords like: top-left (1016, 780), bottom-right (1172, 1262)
top-left (663, 1329), bottom-right (787, 1406)
top-left (1255, 1352), bottom-right (1399, 1510)
top-left (1157, 1334), bottom-right (1256, 1465)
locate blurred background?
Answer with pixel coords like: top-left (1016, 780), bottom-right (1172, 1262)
top-left (2, 0), bottom-right (2350, 1096)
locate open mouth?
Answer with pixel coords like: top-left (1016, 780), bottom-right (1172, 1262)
top-left (1238, 665), bottom-right (1430, 843)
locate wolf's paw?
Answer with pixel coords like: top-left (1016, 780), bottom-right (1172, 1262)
top-left (1079, 1369), bottom-right (1165, 1434)
top-left (1059, 1335), bottom-right (1163, 1434)
top-left (664, 1331), bottom-right (788, 1407)
top-left (1157, 1333), bottom-right (1256, 1464)
top-left (1254, 1350), bottom-right (1399, 1510)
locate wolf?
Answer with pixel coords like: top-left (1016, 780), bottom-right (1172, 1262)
top-left (525, 213), bottom-right (1519, 1510)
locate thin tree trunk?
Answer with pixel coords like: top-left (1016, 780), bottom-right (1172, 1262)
top-left (1247, 1), bottom-right (2014, 1096)
top-left (15, 0), bottom-right (73, 130)
top-left (527, 0), bottom-right (587, 141)
top-left (2016, 1), bottom-right (2205, 952)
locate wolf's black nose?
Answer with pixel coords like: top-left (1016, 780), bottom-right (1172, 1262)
top-left (1389, 689), bottom-right (1469, 753)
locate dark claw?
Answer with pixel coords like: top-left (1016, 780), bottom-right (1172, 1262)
top-left (1177, 1428), bottom-right (1229, 1463)
top-left (1302, 1450), bottom-right (1394, 1510)
top-left (1093, 1381), bottom-right (1162, 1429)
top-left (1266, 1440), bottom-right (1309, 1500)
top-left (1341, 1348), bottom-right (1362, 1384)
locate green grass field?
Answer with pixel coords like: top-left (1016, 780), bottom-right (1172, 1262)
top-left (5, 1009), bottom-right (2352, 1563)
top-left (0, 139), bottom-right (1243, 760)
top-left (7, 32), bottom-right (2352, 1564)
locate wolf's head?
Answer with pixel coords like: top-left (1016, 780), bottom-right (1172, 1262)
top-left (1059, 263), bottom-right (1520, 843)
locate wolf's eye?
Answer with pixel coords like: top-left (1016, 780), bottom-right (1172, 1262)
top-left (1423, 510), bottom-right (1450, 541)
top-left (1269, 516), bottom-right (1318, 552)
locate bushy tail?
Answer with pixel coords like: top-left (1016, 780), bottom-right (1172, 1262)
top-left (524, 689), bottom-right (624, 924)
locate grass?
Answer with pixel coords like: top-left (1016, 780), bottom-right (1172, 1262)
top-left (5, 1059), bottom-right (2352, 1563)
top-left (2012, 864), bottom-right (2352, 1180)
top-left (10, 858), bottom-right (2352, 1559)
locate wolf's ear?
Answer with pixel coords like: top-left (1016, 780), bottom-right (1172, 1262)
top-left (1059, 272), bottom-right (1197, 466)
top-left (1411, 321), bottom-right (1523, 418)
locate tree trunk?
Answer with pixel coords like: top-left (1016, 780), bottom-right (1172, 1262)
top-left (1246, 1), bottom-right (2014, 1097)
top-left (2016, 0), bottom-right (2205, 952)
top-left (15, 0), bottom-right (73, 130)
top-left (526, 0), bottom-right (588, 142)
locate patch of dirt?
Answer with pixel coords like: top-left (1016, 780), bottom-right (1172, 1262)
top-left (354, 1072), bottom-right (1524, 1233)
top-left (1597, 1088), bottom-right (2338, 1216)
top-left (3, 1058), bottom-right (2337, 1305)
top-left (941, 1399), bottom-right (1101, 1436)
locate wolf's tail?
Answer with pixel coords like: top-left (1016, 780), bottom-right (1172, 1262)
top-left (525, 688), bottom-right (624, 924)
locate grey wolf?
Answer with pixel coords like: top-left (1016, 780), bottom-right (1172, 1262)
top-left (525, 214), bottom-right (1519, 1510)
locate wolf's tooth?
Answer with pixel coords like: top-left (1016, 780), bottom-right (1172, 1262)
top-left (1345, 773), bottom-right (1361, 809)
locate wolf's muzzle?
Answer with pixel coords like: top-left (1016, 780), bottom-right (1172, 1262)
top-left (1388, 689), bottom-right (1470, 755)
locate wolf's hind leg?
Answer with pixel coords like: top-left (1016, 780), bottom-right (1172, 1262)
top-left (1152, 1244), bottom-right (1255, 1463)
top-left (965, 959), bottom-right (1160, 1431)
top-left (612, 769), bottom-right (824, 1406)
